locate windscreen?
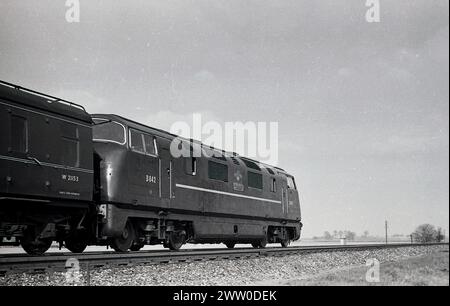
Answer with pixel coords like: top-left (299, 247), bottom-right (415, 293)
top-left (92, 119), bottom-right (125, 145)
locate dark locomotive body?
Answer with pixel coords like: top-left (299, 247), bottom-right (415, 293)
top-left (0, 81), bottom-right (302, 254)
top-left (93, 114), bottom-right (301, 251)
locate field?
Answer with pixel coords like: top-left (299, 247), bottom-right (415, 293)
top-left (272, 248), bottom-right (449, 286)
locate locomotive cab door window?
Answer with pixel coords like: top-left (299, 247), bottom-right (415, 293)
top-left (185, 157), bottom-right (197, 175)
top-left (10, 114), bottom-right (28, 154)
top-left (130, 129), bottom-right (145, 154)
top-left (144, 134), bottom-right (158, 156)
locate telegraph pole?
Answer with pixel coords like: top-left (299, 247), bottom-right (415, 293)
top-left (385, 220), bottom-right (388, 245)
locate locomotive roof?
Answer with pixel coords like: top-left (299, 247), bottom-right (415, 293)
top-left (0, 80), bottom-right (92, 124)
top-left (93, 113), bottom-right (291, 177)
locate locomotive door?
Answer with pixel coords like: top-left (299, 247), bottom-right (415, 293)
top-left (159, 148), bottom-right (172, 206)
top-left (286, 176), bottom-right (298, 217)
top-left (281, 179), bottom-right (288, 218)
top-left (128, 129), bottom-right (159, 205)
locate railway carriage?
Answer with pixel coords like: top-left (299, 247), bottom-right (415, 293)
top-left (0, 80), bottom-right (302, 255)
top-left (0, 81), bottom-right (96, 254)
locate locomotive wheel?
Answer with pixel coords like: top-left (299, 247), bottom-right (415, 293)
top-left (167, 231), bottom-right (186, 251)
top-left (111, 221), bottom-right (135, 252)
top-left (280, 238), bottom-right (291, 248)
top-left (259, 239), bottom-right (267, 248)
top-left (252, 237), bottom-right (268, 249)
top-left (20, 229), bottom-right (52, 255)
top-left (65, 232), bottom-right (88, 253)
top-left (225, 242), bottom-right (236, 249)
top-left (129, 242), bottom-right (144, 251)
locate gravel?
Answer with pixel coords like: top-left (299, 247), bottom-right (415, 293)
top-left (0, 245), bottom-right (447, 286)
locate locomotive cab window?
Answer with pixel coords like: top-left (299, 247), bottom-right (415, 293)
top-left (11, 114), bottom-right (28, 153)
top-left (208, 161), bottom-right (228, 182)
top-left (287, 176), bottom-right (297, 190)
top-left (92, 118), bottom-right (126, 145)
top-left (130, 129), bottom-right (158, 156)
top-left (248, 171), bottom-right (263, 190)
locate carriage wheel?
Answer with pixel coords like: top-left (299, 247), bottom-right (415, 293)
top-left (20, 228), bottom-right (52, 255)
top-left (251, 237), bottom-right (267, 249)
top-left (252, 239), bottom-right (267, 249)
top-left (225, 242), bottom-right (236, 249)
top-left (258, 238), bottom-right (267, 248)
top-left (111, 221), bottom-right (135, 252)
top-left (65, 231), bottom-right (88, 253)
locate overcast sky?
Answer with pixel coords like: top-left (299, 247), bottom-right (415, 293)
top-left (0, 0), bottom-right (448, 238)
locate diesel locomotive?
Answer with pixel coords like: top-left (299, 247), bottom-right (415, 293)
top-left (0, 80), bottom-right (302, 255)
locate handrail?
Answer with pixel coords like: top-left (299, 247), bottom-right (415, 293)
top-left (0, 79), bottom-right (86, 112)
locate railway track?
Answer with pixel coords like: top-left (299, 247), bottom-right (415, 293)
top-left (0, 242), bottom-right (447, 276)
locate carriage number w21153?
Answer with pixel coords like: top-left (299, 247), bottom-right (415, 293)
top-left (62, 174), bottom-right (79, 182)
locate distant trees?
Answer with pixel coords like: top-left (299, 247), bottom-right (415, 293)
top-left (412, 224), bottom-right (444, 243)
top-left (323, 231), bottom-right (332, 240)
top-left (320, 230), bottom-right (357, 241)
top-left (315, 225), bottom-right (445, 243)
top-left (345, 231), bottom-right (356, 241)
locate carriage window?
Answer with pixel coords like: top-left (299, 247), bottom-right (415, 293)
top-left (143, 134), bottom-right (157, 156)
top-left (92, 119), bottom-right (126, 145)
top-left (287, 176), bottom-right (297, 190)
top-left (11, 115), bottom-right (28, 153)
top-left (248, 171), bottom-right (263, 190)
top-left (270, 178), bottom-right (276, 192)
top-left (208, 161), bottom-right (228, 182)
top-left (130, 129), bottom-right (145, 153)
top-left (185, 157), bottom-right (197, 175)
top-left (61, 123), bottom-right (79, 167)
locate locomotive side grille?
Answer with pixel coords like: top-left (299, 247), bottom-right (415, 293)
top-left (231, 157), bottom-right (240, 165)
top-left (266, 168), bottom-right (275, 175)
top-left (241, 158), bottom-right (261, 171)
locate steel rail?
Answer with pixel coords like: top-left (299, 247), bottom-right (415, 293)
top-left (0, 242), bottom-right (447, 276)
